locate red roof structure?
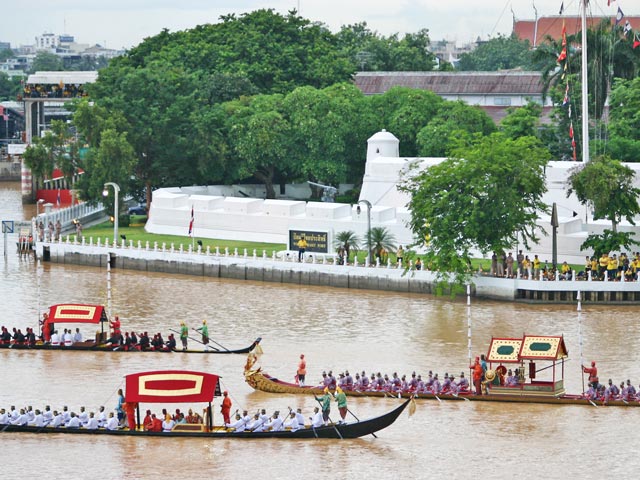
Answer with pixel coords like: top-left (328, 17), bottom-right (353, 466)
top-left (514, 15), bottom-right (640, 45)
top-left (125, 370), bottom-right (221, 403)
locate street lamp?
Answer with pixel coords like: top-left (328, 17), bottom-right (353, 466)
top-left (35, 198), bottom-right (45, 218)
top-left (357, 199), bottom-right (372, 265)
top-left (103, 182), bottom-right (120, 243)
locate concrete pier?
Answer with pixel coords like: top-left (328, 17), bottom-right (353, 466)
top-left (36, 240), bottom-right (640, 304)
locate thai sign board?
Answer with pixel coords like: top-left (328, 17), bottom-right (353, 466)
top-left (288, 230), bottom-right (329, 253)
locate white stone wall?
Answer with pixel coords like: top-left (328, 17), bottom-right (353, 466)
top-left (146, 130), bottom-right (640, 263)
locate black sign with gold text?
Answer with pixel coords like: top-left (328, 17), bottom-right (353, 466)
top-left (289, 230), bottom-right (328, 253)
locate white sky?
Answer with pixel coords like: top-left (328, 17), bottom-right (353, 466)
top-left (3, 0), bottom-right (636, 50)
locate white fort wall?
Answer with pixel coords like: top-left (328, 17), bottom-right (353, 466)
top-left (146, 130), bottom-right (640, 263)
top-left (146, 187), bottom-right (413, 247)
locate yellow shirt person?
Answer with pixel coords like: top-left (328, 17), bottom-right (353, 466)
top-left (296, 236), bottom-right (308, 262)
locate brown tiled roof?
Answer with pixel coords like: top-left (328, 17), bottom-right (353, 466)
top-left (514, 15), bottom-right (640, 45)
top-left (354, 71), bottom-right (545, 96)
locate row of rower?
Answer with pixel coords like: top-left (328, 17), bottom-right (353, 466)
top-left (317, 370), bottom-right (470, 394)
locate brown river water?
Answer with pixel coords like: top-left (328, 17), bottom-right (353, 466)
top-left (1, 182), bottom-right (638, 479)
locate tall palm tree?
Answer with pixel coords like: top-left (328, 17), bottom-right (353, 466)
top-left (334, 230), bottom-right (360, 260)
top-left (369, 227), bottom-right (396, 263)
top-left (531, 20), bottom-right (640, 121)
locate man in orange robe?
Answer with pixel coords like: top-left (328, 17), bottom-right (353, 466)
top-left (221, 391), bottom-right (232, 424)
top-left (471, 357), bottom-right (483, 395)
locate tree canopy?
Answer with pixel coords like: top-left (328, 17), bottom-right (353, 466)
top-left (457, 34), bottom-right (532, 71)
top-left (567, 155), bottom-right (640, 233)
top-left (402, 133), bottom-right (550, 280)
top-left (605, 77), bottom-right (640, 163)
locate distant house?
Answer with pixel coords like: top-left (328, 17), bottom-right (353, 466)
top-left (353, 71), bottom-right (553, 124)
top-left (514, 15), bottom-right (640, 46)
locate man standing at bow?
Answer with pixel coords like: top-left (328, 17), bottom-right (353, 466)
top-left (296, 354), bottom-right (307, 386)
top-left (582, 361), bottom-right (599, 390)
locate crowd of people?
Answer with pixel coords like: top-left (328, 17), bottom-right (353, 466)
top-left (2, 314), bottom-right (213, 352)
top-left (0, 404), bottom-right (121, 430)
top-left (487, 250), bottom-right (640, 282)
top-left (21, 83), bottom-right (89, 99)
top-left (581, 361), bottom-right (639, 404)
top-left (0, 396), bottom-right (336, 434)
top-left (315, 369), bottom-right (470, 396)
top-left (102, 317), bottom-right (211, 351)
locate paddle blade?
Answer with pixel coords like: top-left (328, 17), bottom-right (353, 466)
top-left (408, 397), bottom-right (417, 417)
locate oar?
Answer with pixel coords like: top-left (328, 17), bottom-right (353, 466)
top-left (347, 407), bottom-right (377, 438)
top-left (451, 392), bottom-right (470, 402)
top-left (169, 329), bottom-right (223, 352)
top-left (314, 396), bottom-right (342, 440)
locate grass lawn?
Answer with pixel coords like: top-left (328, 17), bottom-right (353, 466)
top-left (82, 217), bottom-right (584, 272)
top-left (81, 217), bottom-right (287, 254)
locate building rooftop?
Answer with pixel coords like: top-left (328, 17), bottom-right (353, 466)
top-left (514, 15), bottom-right (640, 45)
top-left (354, 71), bottom-right (545, 96)
top-left (26, 71), bottom-right (98, 85)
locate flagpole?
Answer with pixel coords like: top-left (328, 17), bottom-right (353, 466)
top-left (189, 204), bottom-right (195, 250)
top-left (581, 0), bottom-right (590, 163)
top-left (467, 283), bottom-right (472, 379)
top-left (577, 290), bottom-right (585, 393)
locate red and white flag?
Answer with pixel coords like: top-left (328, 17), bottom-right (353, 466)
top-left (188, 205), bottom-right (194, 236)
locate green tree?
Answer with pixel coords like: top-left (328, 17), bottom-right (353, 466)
top-left (0, 72), bottom-right (21, 101)
top-left (567, 155), bottom-right (640, 234)
top-left (120, 9), bottom-right (354, 94)
top-left (334, 230), bottom-right (361, 259)
top-left (402, 133), bottom-right (550, 281)
top-left (457, 34), bottom-right (532, 71)
top-left (227, 94), bottom-right (292, 199)
top-left (416, 101), bottom-right (496, 157)
top-left (500, 102), bottom-right (542, 140)
top-left (75, 128), bottom-right (137, 213)
top-left (282, 83), bottom-right (374, 187)
top-left (369, 87), bottom-right (444, 157)
top-left (30, 52), bottom-right (64, 72)
top-left (369, 227), bottom-right (396, 263)
top-left (22, 120), bottom-right (77, 187)
top-left (604, 77), bottom-right (640, 162)
top-left (87, 61), bottom-right (204, 206)
top-left (336, 23), bottom-right (436, 71)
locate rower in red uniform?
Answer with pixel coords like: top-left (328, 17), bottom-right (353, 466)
top-left (582, 361), bottom-right (599, 390)
top-left (148, 414), bottom-right (162, 432)
top-left (110, 315), bottom-right (121, 337)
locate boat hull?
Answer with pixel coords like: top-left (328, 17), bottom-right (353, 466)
top-left (0, 399), bottom-right (409, 439)
top-left (0, 338), bottom-right (261, 354)
top-left (244, 370), bottom-right (640, 407)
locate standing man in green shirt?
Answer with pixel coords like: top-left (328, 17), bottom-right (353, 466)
top-left (196, 320), bottom-right (209, 351)
top-left (320, 388), bottom-right (332, 425)
top-left (179, 321), bottom-right (188, 351)
top-left (335, 386), bottom-right (348, 424)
